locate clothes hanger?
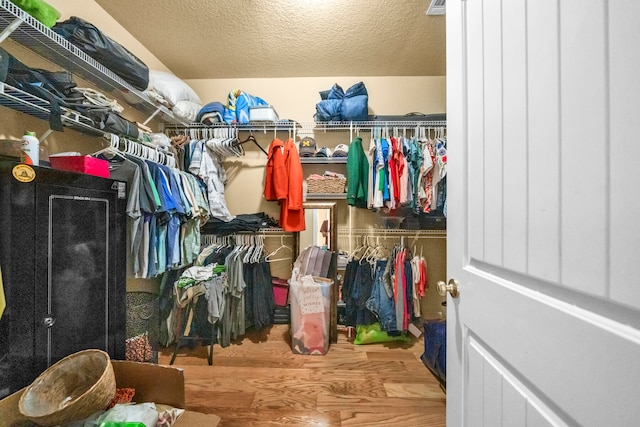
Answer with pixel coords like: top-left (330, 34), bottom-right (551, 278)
top-left (367, 236), bottom-right (388, 263)
top-left (225, 130), bottom-right (244, 157)
top-left (348, 235), bottom-right (367, 261)
top-left (360, 236), bottom-right (377, 264)
top-left (217, 236), bottom-right (229, 253)
top-left (226, 235), bottom-right (239, 257)
top-left (233, 235), bottom-right (249, 262)
top-left (251, 234), bottom-right (265, 264)
top-left (202, 237), bottom-right (221, 254)
top-left (234, 132), bottom-right (268, 156)
top-left (92, 134), bottom-right (125, 159)
top-left (228, 128), bottom-right (244, 157)
top-left (265, 235), bottom-right (293, 262)
top-left (244, 234), bottom-right (261, 264)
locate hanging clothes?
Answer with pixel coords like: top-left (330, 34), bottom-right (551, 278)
top-left (264, 138), bottom-right (285, 201)
top-left (263, 138), bottom-right (305, 232)
top-left (411, 253), bottom-right (428, 317)
top-left (171, 264), bottom-right (228, 344)
top-left (389, 137), bottom-right (401, 208)
top-left (380, 137), bottom-right (391, 207)
top-left (372, 137), bottom-right (385, 209)
top-left (163, 234), bottom-right (278, 348)
top-left (346, 136), bottom-right (369, 208)
top-left (100, 154), bottom-right (143, 276)
top-left (419, 142), bottom-right (435, 213)
top-left (342, 237), bottom-right (426, 334)
top-left (97, 142), bottom-right (211, 279)
top-left (280, 138), bottom-right (305, 231)
top-left (201, 140), bottom-right (234, 222)
top-left (366, 136), bottom-right (376, 209)
top-left (365, 259), bottom-right (397, 332)
top-left (398, 137), bottom-right (410, 205)
top-left (346, 126), bottom-right (446, 219)
top-left (407, 137), bottom-right (423, 213)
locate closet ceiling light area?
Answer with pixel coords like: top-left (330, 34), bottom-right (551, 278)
top-left (95, 0), bottom-right (446, 79)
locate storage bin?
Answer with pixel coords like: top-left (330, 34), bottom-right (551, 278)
top-left (306, 176), bottom-right (346, 194)
top-left (49, 155), bottom-right (109, 178)
top-left (289, 275), bottom-right (333, 355)
top-left (272, 278), bottom-right (289, 307)
top-left (249, 105), bottom-right (279, 122)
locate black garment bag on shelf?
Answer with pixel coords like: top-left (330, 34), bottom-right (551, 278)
top-left (52, 16), bottom-right (150, 91)
top-left (80, 107), bottom-right (140, 140)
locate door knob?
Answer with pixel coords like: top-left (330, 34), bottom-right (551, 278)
top-left (437, 279), bottom-right (460, 298)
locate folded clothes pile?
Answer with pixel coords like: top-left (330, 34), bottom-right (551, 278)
top-left (200, 212), bottom-right (278, 236)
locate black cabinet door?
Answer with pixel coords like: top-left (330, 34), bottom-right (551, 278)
top-left (0, 163), bottom-right (126, 397)
top-left (33, 184), bottom-right (121, 372)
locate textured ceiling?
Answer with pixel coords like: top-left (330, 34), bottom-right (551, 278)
top-left (95, 0), bottom-right (446, 79)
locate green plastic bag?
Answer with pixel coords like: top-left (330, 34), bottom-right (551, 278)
top-left (10, 0), bottom-right (61, 28)
top-left (353, 322), bottom-right (411, 345)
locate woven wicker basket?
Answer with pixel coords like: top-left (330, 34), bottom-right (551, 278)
top-left (19, 349), bottom-right (116, 426)
top-left (307, 177), bottom-right (347, 194)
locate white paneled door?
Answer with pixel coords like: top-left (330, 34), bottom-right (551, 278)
top-left (446, 1), bottom-right (640, 426)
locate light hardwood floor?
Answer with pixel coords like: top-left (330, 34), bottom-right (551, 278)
top-left (158, 324), bottom-right (446, 426)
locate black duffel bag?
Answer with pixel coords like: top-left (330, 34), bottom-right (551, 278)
top-left (52, 16), bottom-right (150, 91)
top-left (79, 107), bottom-right (139, 140)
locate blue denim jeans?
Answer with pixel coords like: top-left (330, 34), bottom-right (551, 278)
top-left (342, 261), bottom-right (359, 327)
top-left (404, 259), bottom-right (414, 320)
top-left (366, 260), bottom-right (397, 332)
top-left (353, 261), bottom-right (377, 326)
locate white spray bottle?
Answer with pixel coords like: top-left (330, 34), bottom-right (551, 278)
top-left (21, 131), bottom-right (39, 166)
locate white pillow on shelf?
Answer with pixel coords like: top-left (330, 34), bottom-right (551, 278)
top-left (148, 70), bottom-right (202, 107)
top-left (172, 100), bottom-right (202, 122)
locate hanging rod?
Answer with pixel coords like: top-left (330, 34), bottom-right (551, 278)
top-left (164, 122), bottom-right (300, 133)
top-left (310, 120), bottom-right (447, 130)
top-left (164, 120), bottom-right (447, 134)
top-left (201, 227), bottom-right (293, 236)
top-left (338, 227), bottom-right (447, 237)
top-left (95, 134), bottom-right (176, 168)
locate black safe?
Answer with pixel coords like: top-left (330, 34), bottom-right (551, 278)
top-left (0, 161), bottom-right (127, 398)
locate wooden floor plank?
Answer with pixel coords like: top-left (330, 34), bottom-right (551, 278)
top-left (341, 411), bottom-right (447, 427)
top-left (365, 350), bottom-right (423, 361)
top-left (210, 408), bottom-right (342, 427)
top-left (317, 394), bottom-right (446, 410)
top-left (383, 382), bottom-right (446, 399)
top-left (159, 324), bottom-right (446, 426)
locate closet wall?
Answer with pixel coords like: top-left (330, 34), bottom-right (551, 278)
top-left (187, 79), bottom-right (447, 318)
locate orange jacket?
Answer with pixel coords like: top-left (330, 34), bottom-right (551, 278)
top-left (263, 138), bottom-right (286, 201)
top-left (279, 138), bottom-right (305, 232)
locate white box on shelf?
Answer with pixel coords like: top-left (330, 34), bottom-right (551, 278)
top-left (249, 105), bottom-right (279, 122)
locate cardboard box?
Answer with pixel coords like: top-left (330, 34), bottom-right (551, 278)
top-left (50, 155), bottom-right (110, 178)
top-left (0, 360), bottom-right (220, 426)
